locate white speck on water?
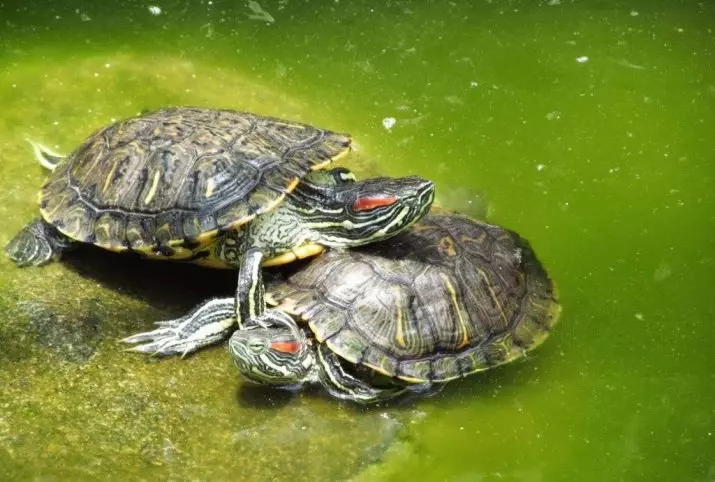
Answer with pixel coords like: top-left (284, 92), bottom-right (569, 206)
top-left (536, 164), bottom-right (546, 171)
top-left (546, 111), bottom-right (561, 120)
top-left (93, 72), bottom-right (99, 77)
top-left (148, 5), bottom-right (162, 15)
top-left (576, 56), bottom-right (589, 63)
top-left (53, 121), bottom-right (59, 126)
top-left (470, 80), bottom-right (479, 88)
top-left (79, 12), bottom-right (91, 22)
top-left (608, 167), bottom-right (620, 174)
top-left (382, 117), bottom-right (397, 130)
top-left (635, 313), bottom-right (644, 321)
top-left (547, 0), bottom-right (560, 5)
top-left (444, 95), bottom-right (463, 105)
top-left (630, 10), bottom-right (639, 16)
top-left (654, 261), bottom-right (672, 282)
top-left (104, 63), bottom-right (111, 68)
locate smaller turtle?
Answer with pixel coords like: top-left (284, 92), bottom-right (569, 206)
top-left (5, 108), bottom-right (435, 356)
top-left (227, 211), bottom-right (561, 403)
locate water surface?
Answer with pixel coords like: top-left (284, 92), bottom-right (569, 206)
top-left (0, 1), bottom-right (713, 480)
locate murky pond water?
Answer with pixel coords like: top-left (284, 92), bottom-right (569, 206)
top-left (1, 1), bottom-right (713, 480)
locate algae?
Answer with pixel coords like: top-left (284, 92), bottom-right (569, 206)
top-left (0, 53), bottom-right (417, 481)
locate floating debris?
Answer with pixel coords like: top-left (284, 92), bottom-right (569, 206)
top-left (444, 95), bottom-right (463, 105)
top-left (576, 56), bottom-right (589, 63)
top-left (247, 1), bottom-right (275, 23)
top-left (148, 5), bottom-right (162, 15)
top-left (546, 111), bottom-right (561, 120)
top-left (653, 261), bottom-right (672, 282)
top-left (610, 58), bottom-right (646, 70)
top-left (382, 117), bottom-right (397, 130)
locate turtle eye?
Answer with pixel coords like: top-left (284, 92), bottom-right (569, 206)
top-left (248, 339), bottom-right (268, 354)
top-left (352, 196), bottom-right (398, 212)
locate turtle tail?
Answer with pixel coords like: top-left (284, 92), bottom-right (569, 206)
top-left (25, 139), bottom-right (66, 171)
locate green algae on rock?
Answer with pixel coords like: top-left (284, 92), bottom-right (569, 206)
top-left (0, 53), bottom-right (420, 481)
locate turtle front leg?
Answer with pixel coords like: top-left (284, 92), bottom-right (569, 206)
top-left (122, 248), bottom-right (267, 356)
top-left (315, 344), bottom-right (408, 404)
top-left (235, 247), bottom-right (266, 328)
top-left (122, 297), bottom-right (236, 356)
top-left (5, 218), bottom-right (75, 267)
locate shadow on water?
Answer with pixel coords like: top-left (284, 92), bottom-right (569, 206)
top-left (60, 245), bottom-right (236, 315)
top-left (236, 383), bottom-right (302, 410)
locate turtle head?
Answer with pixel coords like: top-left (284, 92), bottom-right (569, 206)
top-left (295, 168), bottom-right (435, 248)
top-left (228, 310), bottom-right (314, 386)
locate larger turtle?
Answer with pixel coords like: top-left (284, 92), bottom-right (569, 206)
top-left (227, 211), bottom-right (561, 403)
top-left (5, 107), bottom-right (434, 355)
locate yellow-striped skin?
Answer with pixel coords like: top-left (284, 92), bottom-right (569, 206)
top-left (266, 212), bottom-right (561, 384)
top-left (38, 107), bottom-right (351, 266)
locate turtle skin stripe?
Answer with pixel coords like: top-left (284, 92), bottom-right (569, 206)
top-left (265, 212), bottom-right (561, 384)
top-left (39, 108), bottom-right (351, 253)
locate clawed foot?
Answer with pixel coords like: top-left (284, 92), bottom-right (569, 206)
top-left (122, 298), bottom-right (236, 357)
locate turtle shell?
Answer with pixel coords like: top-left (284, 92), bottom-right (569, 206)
top-left (266, 212), bottom-right (561, 383)
top-left (39, 107), bottom-right (351, 252)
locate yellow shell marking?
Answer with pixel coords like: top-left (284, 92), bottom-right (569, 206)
top-left (438, 236), bottom-right (456, 256)
top-left (205, 178), bottom-right (216, 198)
top-left (144, 170), bottom-right (161, 205)
top-left (440, 272), bottom-right (470, 349)
top-left (476, 267), bottom-right (508, 325)
top-left (394, 292), bottom-right (406, 348)
top-left (103, 158), bottom-right (121, 193)
top-left (363, 358), bottom-right (393, 377)
top-left (262, 244), bottom-right (325, 267)
top-left (79, 151), bottom-right (104, 183)
top-left (309, 143), bottom-right (352, 170)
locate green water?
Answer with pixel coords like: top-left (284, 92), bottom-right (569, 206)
top-left (0, 1), bottom-right (713, 480)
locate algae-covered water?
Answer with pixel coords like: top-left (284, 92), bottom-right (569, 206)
top-left (1, 1), bottom-right (713, 480)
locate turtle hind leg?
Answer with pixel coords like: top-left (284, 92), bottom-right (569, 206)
top-left (316, 344), bottom-right (407, 404)
top-left (5, 218), bottom-right (74, 267)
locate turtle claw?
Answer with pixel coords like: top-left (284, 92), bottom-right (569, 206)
top-left (121, 298), bottom-right (237, 357)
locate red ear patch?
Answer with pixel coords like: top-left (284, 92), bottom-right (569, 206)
top-left (352, 196), bottom-right (398, 212)
top-left (270, 340), bottom-right (302, 354)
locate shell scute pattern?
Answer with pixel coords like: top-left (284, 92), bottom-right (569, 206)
top-left (267, 212), bottom-right (560, 383)
top-left (38, 108), bottom-right (351, 251)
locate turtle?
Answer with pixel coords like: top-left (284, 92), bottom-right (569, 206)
top-left (5, 107), bottom-right (435, 355)
top-left (226, 211), bottom-right (561, 403)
